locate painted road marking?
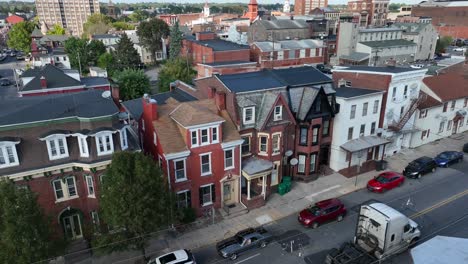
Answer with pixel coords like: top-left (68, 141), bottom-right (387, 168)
top-left (305, 185), bottom-right (341, 201)
top-left (234, 253), bottom-right (261, 264)
top-left (410, 189), bottom-right (468, 219)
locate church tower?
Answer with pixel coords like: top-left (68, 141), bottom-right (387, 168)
top-left (108, 0), bottom-right (116, 19)
top-left (203, 1), bottom-right (210, 18)
top-left (283, 0), bottom-right (290, 13)
top-left (245, 0), bottom-right (258, 22)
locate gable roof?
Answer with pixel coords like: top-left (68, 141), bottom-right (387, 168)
top-left (289, 87), bottom-right (320, 120)
top-left (216, 66), bottom-right (333, 93)
top-left (31, 27), bottom-right (43, 38)
top-left (122, 88), bottom-right (197, 120)
top-left (417, 91), bottom-right (442, 110)
top-left (422, 62), bottom-right (468, 102)
top-left (255, 19), bottom-right (308, 30)
top-left (0, 90), bottom-right (118, 127)
top-left (170, 99), bottom-right (225, 127)
top-left (21, 64), bottom-right (83, 92)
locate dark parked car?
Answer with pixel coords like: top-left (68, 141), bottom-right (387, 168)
top-left (216, 227), bottom-right (273, 260)
top-left (403, 156), bottom-right (437, 179)
top-left (434, 151), bottom-right (464, 167)
top-left (298, 198), bottom-right (347, 229)
top-left (367, 171), bottom-right (405, 193)
top-left (0, 78), bottom-right (11, 86)
top-left (463, 143), bottom-right (468, 153)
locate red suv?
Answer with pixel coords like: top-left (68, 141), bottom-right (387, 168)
top-left (298, 198), bottom-right (347, 229)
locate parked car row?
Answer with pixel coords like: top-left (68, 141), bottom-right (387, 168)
top-left (149, 149), bottom-right (465, 263)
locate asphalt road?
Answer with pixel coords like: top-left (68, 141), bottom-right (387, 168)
top-left (193, 156), bottom-right (468, 264)
top-left (0, 56), bottom-right (26, 99)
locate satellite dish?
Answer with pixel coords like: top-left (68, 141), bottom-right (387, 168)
top-left (290, 158), bottom-right (298, 166)
top-left (101, 90), bottom-right (111, 99)
top-left (285, 150), bottom-right (293, 157)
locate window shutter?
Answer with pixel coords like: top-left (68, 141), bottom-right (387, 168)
top-left (187, 191), bottom-right (192, 208)
top-left (211, 184), bottom-right (216, 203)
top-left (199, 187), bottom-right (203, 206)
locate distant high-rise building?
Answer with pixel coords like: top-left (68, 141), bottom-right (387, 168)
top-left (347, 0), bottom-right (389, 27)
top-left (35, 0), bottom-right (100, 36)
top-left (283, 0), bottom-right (291, 13)
top-left (295, 0), bottom-right (328, 15)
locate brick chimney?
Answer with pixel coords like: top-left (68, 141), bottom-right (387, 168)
top-left (215, 91), bottom-right (226, 110)
top-left (40, 76), bottom-right (47, 89)
top-left (111, 85), bottom-right (120, 104)
top-left (142, 94), bottom-right (158, 121)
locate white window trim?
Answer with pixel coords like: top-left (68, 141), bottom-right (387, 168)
top-left (212, 126), bottom-right (219, 143)
top-left (46, 136), bottom-right (69, 160)
top-left (200, 128), bottom-right (210, 146)
top-left (191, 129), bottom-right (199, 147)
top-left (0, 143), bottom-right (20, 168)
top-left (153, 131), bottom-right (157, 146)
top-left (241, 133), bottom-right (252, 156)
top-left (177, 189), bottom-right (190, 208)
top-left (224, 148), bottom-right (235, 171)
top-left (85, 175), bottom-right (95, 198)
top-left (200, 152), bottom-right (212, 176)
top-left (298, 155), bottom-right (306, 173)
top-left (95, 132), bottom-right (114, 156)
top-left (258, 133), bottom-right (269, 156)
top-left (77, 136), bottom-right (89, 157)
top-left (274, 105), bottom-right (283, 121)
top-left (243, 107), bottom-right (255, 125)
top-left (120, 128), bottom-right (128, 150)
top-left (53, 176), bottom-right (79, 203)
top-left (200, 183), bottom-right (213, 206)
top-left (174, 158), bottom-right (187, 182)
top-left (272, 132), bottom-right (281, 156)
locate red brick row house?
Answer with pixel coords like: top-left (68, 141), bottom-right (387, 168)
top-left (124, 89), bottom-right (243, 216)
top-left (175, 66), bottom-right (339, 209)
top-left (0, 90), bottom-right (139, 241)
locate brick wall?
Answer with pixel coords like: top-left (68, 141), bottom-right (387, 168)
top-left (412, 6), bottom-right (468, 27)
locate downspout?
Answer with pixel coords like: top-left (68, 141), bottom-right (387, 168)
top-left (238, 145), bottom-right (247, 208)
top-left (166, 159), bottom-right (171, 190)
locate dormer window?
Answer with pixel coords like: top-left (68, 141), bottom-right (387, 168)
top-left (212, 126), bottom-right (219, 143)
top-left (243, 107), bottom-right (255, 125)
top-left (191, 130), bottom-right (198, 146)
top-left (120, 128), bottom-right (129, 150)
top-left (46, 136), bottom-right (69, 160)
top-left (0, 142), bottom-right (20, 168)
top-left (77, 136), bottom-right (89, 157)
top-left (95, 132), bottom-right (114, 156)
top-left (201, 129), bottom-right (209, 145)
top-left (274, 106), bottom-right (282, 121)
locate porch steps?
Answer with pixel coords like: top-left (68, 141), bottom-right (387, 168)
top-left (64, 239), bottom-right (91, 264)
top-left (220, 203), bottom-right (249, 219)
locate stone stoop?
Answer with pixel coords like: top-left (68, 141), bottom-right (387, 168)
top-left (64, 239), bottom-right (92, 264)
top-left (219, 203), bottom-right (249, 219)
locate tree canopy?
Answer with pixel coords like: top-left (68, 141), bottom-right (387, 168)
top-left (115, 69), bottom-right (151, 100)
top-left (112, 21), bottom-right (135, 30)
top-left (98, 52), bottom-right (116, 75)
top-left (137, 18), bottom-right (170, 63)
top-left (98, 152), bottom-right (174, 259)
top-left (47, 24), bottom-right (66, 35)
top-left (83, 14), bottom-right (114, 37)
top-left (7, 21), bottom-right (36, 53)
top-left (0, 180), bottom-right (55, 263)
top-left (435, 36), bottom-right (453, 54)
top-left (114, 33), bottom-right (141, 71)
top-left (87, 40), bottom-right (107, 66)
top-left (169, 21), bottom-right (183, 59)
top-left (64, 37), bottom-right (106, 73)
top-left (158, 57), bottom-right (196, 93)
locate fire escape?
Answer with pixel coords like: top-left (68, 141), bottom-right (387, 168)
top-left (388, 93), bottom-right (427, 131)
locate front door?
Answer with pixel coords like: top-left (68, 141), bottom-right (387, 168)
top-left (452, 121), bottom-right (458, 134)
top-left (223, 182), bottom-right (233, 205)
top-left (63, 214), bottom-right (83, 240)
top-left (319, 145), bottom-right (330, 165)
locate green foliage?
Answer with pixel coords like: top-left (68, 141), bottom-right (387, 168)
top-left (98, 152), bottom-right (174, 258)
top-left (7, 21), bottom-right (36, 53)
top-left (0, 180), bottom-right (55, 263)
top-left (115, 69), bottom-right (150, 100)
top-left (435, 36), bottom-right (453, 54)
top-left (158, 57), bottom-right (196, 93)
top-left (389, 3), bottom-right (405, 12)
top-left (47, 24), bottom-right (66, 35)
top-left (112, 21), bottom-right (135, 30)
top-left (179, 207), bottom-right (197, 224)
top-left (137, 18), bottom-right (170, 63)
top-left (169, 21), bottom-right (183, 59)
top-left (98, 52), bottom-right (116, 74)
top-left (129, 10), bottom-right (150, 22)
top-left (114, 34), bottom-right (141, 71)
top-left (83, 14), bottom-right (114, 37)
top-left (87, 40), bottom-right (107, 66)
top-left (64, 37), bottom-right (90, 73)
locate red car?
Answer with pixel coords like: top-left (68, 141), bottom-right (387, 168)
top-left (367, 172), bottom-right (405, 193)
top-left (298, 198), bottom-right (347, 229)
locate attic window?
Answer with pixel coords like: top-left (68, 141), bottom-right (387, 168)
top-left (338, 79), bottom-right (351, 87)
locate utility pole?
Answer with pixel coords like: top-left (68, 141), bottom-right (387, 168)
top-left (77, 51), bottom-right (82, 76)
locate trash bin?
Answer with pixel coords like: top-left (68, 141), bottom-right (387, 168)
top-left (381, 160), bottom-right (388, 170)
top-left (282, 176), bottom-right (292, 184)
top-left (376, 160), bottom-right (388, 171)
top-left (278, 183), bottom-right (287, 196)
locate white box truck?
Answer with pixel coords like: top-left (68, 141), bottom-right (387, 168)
top-left (325, 203), bottom-right (421, 264)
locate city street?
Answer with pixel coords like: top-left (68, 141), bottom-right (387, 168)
top-left (0, 56), bottom-right (26, 99)
top-left (192, 158), bottom-right (468, 264)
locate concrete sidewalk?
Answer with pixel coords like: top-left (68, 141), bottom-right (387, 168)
top-left (78, 132), bottom-right (467, 264)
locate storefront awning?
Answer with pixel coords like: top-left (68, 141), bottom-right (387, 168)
top-left (341, 136), bottom-right (390, 153)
